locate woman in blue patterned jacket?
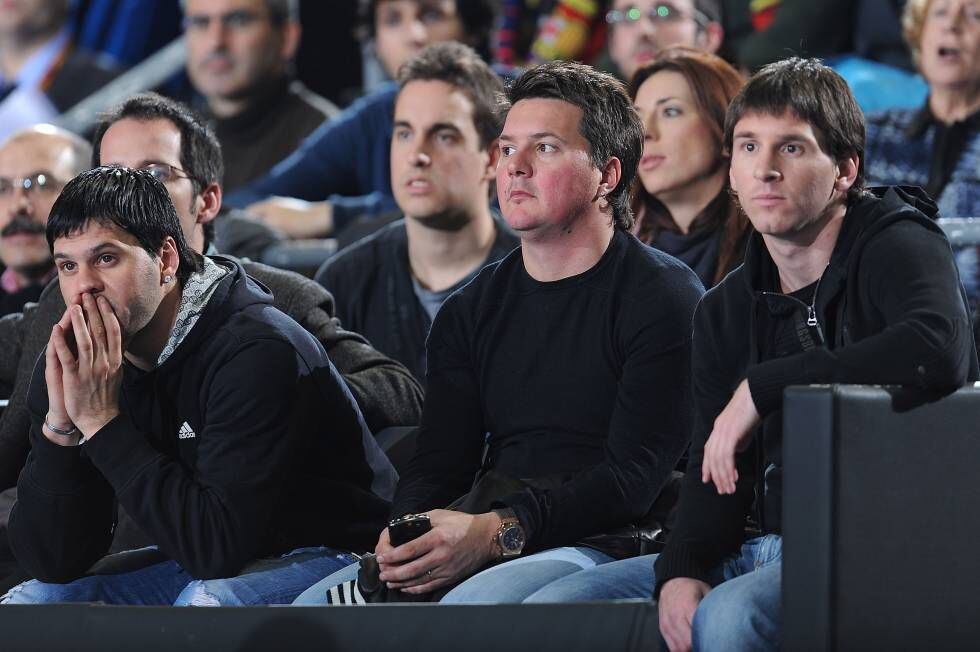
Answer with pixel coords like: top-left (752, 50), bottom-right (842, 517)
top-left (865, 0), bottom-right (979, 308)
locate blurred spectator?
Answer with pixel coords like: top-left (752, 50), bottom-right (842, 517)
top-left (225, 0), bottom-right (501, 240)
top-left (315, 43), bottom-right (518, 381)
top-left (606, 0), bottom-right (724, 81)
top-left (719, 0), bottom-right (856, 71)
top-left (630, 47), bottom-right (749, 288)
top-left (182, 0), bottom-right (338, 192)
top-left (0, 125), bottom-right (90, 317)
top-left (0, 0), bottom-right (120, 141)
top-left (865, 0), bottom-right (979, 220)
top-left (360, 0), bottom-right (496, 94)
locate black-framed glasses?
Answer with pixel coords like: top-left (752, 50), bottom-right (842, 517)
top-left (606, 3), bottom-right (710, 29)
top-left (140, 163), bottom-right (202, 186)
top-left (0, 172), bottom-right (65, 196)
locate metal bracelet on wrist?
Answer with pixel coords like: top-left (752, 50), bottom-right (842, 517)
top-left (45, 419), bottom-right (79, 437)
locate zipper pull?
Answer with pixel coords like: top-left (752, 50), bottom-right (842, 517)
top-left (807, 305), bottom-right (818, 327)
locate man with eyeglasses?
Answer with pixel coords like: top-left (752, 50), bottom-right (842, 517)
top-left (606, 0), bottom-right (724, 82)
top-left (0, 125), bottom-right (90, 317)
top-left (182, 0), bottom-right (338, 192)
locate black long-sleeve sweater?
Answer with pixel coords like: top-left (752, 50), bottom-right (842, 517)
top-left (391, 230), bottom-right (705, 552)
top-left (9, 258), bottom-right (397, 583)
top-left (654, 186), bottom-right (979, 593)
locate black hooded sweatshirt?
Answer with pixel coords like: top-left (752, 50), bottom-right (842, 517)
top-left (9, 257), bottom-right (397, 583)
top-left (654, 186), bottom-right (979, 593)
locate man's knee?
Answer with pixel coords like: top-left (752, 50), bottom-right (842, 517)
top-left (691, 572), bottom-right (780, 651)
top-left (174, 579), bottom-right (239, 607)
top-left (2, 578), bottom-right (76, 604)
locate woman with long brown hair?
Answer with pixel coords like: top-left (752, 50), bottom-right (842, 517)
top-left (630, 47), bottom-right (749, 288)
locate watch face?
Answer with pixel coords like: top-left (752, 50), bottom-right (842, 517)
top-left (501, 525), bottom-right (525, 552)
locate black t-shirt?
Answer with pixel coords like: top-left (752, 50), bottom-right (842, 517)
top-left (392, 230), bottom-right (705, 551)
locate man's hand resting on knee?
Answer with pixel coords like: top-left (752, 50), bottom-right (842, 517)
top-left (375, 510), bottom-right (502, 594)
top-left (659, 577), bottom-right (712, 652)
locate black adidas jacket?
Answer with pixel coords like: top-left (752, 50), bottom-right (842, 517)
top-left (9, 257), bottom-right (397, 582)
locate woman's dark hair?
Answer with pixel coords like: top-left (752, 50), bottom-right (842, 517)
top-left (502, 60), bottom-right (644, 231)
top-left (47, 167), bottom-right (203, 285)
top-left (630, 47), bottom-right (749, 285)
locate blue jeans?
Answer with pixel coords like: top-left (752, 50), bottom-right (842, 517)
top-left (292, 546), bottom-right (614, 605)
top-left (525, 535), bottom-right (782, 652)
top-left (2, 545), bottom-right (357, 606)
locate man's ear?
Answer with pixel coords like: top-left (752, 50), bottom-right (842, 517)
top-left (698, 22), bottom-right (725, 54)
top-left (196, 182), bottom-right (222, 226)
top-left (835, 154), bottom-right (860, 195)
top-left (280, 21), bottom-right (301, 63)
top-left (484, 138), bottom-right (500, 181)
top-left (598, 156), bottom-right (622, 200)
top-left (159, 236), bottom-right (180, 282)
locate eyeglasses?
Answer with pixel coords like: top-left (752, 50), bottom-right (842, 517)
top-left (0, 173), bottom-right (65, 196)
top-left (606, 3), bottom-right (710, 29)
top-left (140, 163), bottom-right (201, 186)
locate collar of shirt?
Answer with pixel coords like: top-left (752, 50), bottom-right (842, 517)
top-left (0, 28), bottom-right (71, 91)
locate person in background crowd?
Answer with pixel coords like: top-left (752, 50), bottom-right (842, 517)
top-left (224, 0), bottom-right (499, 240)
top-left (0, 125), bottom-right (90, 317)
top-left (865, 0), bottom-right (980, 330)
top-left (865, 0), bottom-right (979, 220)
top-left (629, 47), bottom-right (749, 288)
top-left (0, 0), bottom-right (120, 141)
top-left (182, 0), bottom-right (338, 192)
top-left (294, 59), bottom-right (702, 607)
top-left (314, 43), bottom-right (518, 382)
top-left (606, 0), bottom-right (724, 82)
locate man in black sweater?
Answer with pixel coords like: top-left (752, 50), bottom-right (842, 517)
top-left (522, 59), bottom-right (979, 651)
top-left (293, 60), bottom-right (704, 605)
top-left (315, 43), bottom-right (518, 381)
top-left (182, 0), bottom-right (338, 192)
top-left (1, 167), bottom-right (398, 606)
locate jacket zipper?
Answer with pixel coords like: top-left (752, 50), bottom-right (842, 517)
top-left (759, 266), bottom-right (828, 346)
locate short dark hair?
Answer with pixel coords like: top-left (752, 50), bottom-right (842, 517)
top-left (91, 92), bottom-right (223, 247)
top-left (358, 0), bottom-right (497, 62)
top-left (724, 57), bottom-right (866, 204)
top-left (397, 42), bottom-right (505, 150)
top-left (46, 167), bottom-right (203, 285)
top-left (180, 0), bottom-right (298, 25)
top-left (501, 60), bottom-right (644, 230)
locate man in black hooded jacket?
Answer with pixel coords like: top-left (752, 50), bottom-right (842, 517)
top-left (1, 167), bottom-right (397, 606)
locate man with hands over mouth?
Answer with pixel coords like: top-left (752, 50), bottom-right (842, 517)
top-left (2, 167), bottom-right (397, 606)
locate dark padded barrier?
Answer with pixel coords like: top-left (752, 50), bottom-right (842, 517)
top-left (0, 601), bottom-right (662, 651)
top-left (783, 385), bottom-right (980, 651)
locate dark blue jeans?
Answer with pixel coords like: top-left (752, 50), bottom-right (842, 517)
top-left (1, 545), bottom-right (357, 606)
top-left (524, 535), bottom-right (782, 652)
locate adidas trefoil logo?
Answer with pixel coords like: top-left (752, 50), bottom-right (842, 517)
top-left (177, 422), bottom-right (196, 440)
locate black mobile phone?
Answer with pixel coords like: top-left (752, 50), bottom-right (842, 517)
top-left (388, 513), bottom-right (432, 547)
